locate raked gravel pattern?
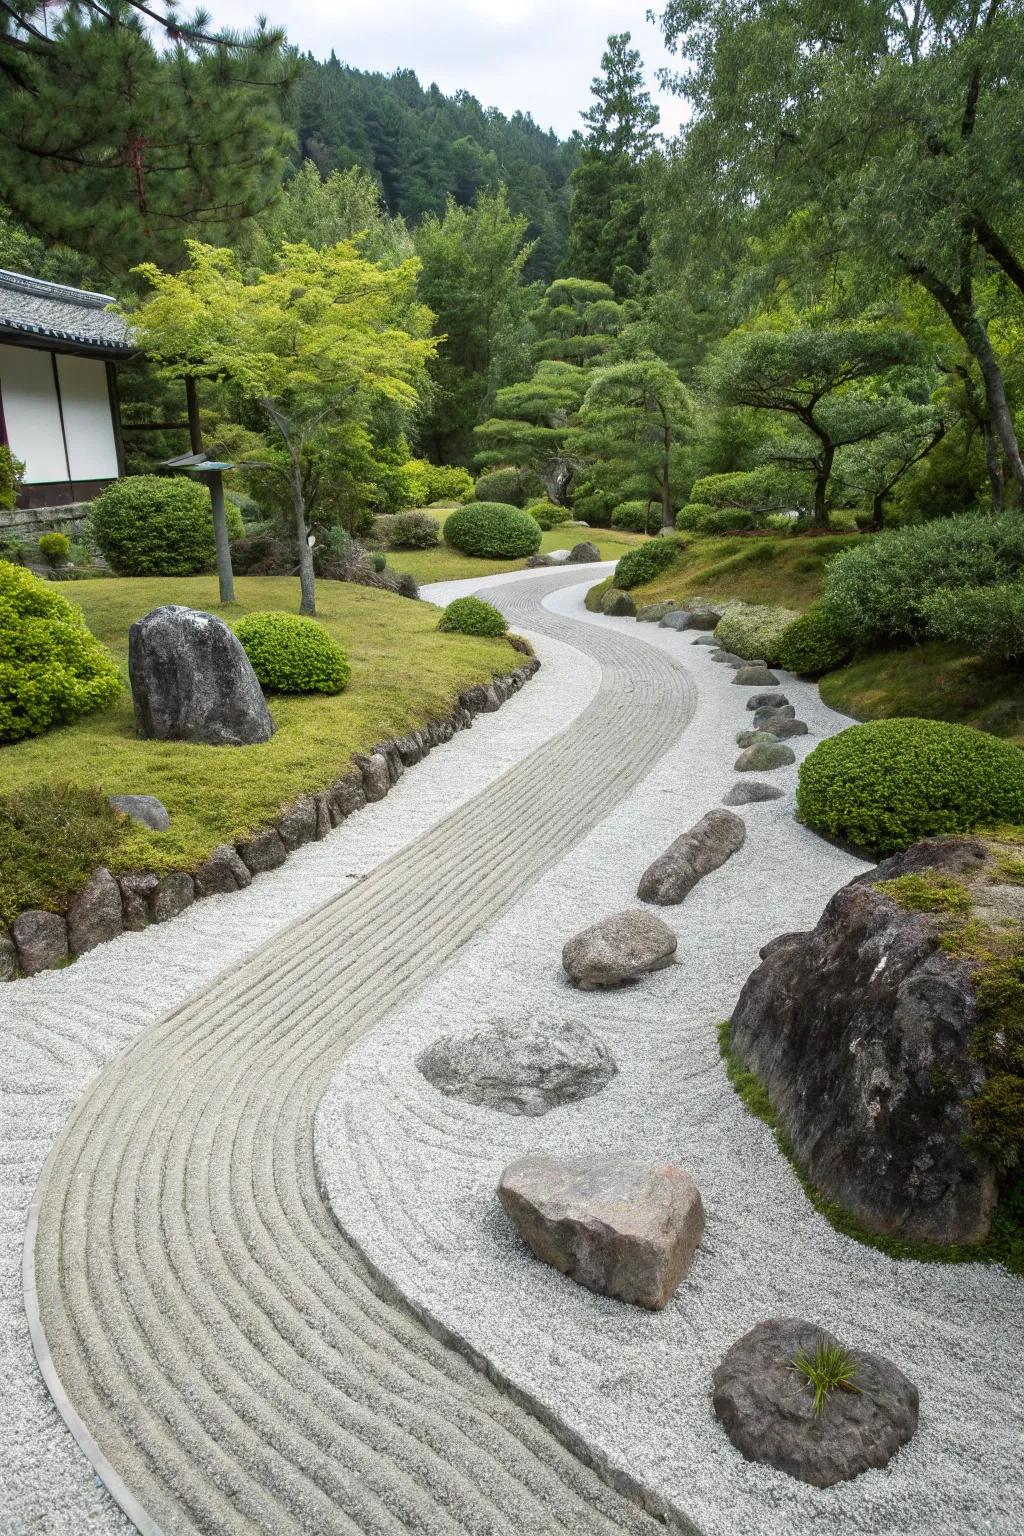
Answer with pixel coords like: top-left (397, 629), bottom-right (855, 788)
top-left (17, 564), bottom-right (706, 1536)
top-left (317, 581), bottom-right (1024, 1536)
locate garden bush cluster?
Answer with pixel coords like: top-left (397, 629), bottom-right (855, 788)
top-left (713, 603), bottom-right (798, 666)
top-left (437, 596), bottom-right (508, 637)
top-left (0, 562), bottom-right (121, 742)
top-left (526, 499), bottom-right (571, 530)
top-left (922, 583), bottom-right (1024, 661)
top-left (611, 500), bottom-right (657, 533)
top-left (443, 501), bottom-right (541, 559)
top-left (612, 538), bottom-right (679, 589)
top-left (796, 718), bottom-right (1024, 855)
top-left (473, 467), bottom-right (543, 507)
top-left (234, 611), bottom-right (350, 694)
top-left (777, 605), bottom-right (854, 676)
top-left (92, 475), bottom-right (216, 577)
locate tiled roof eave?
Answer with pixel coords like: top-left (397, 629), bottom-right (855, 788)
top-left (0, 318), bottom-right (135, 357)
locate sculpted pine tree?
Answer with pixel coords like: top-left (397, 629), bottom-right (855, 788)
top-left (579, 359), bottom-right (695, 528)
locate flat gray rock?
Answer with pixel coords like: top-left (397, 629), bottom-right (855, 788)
top-left (416, 1016), bottom-right (617, 1116)
top-left (637, 602), bottom-right (676, 622)
top-left (562, 908), bottom-right (677, 989)
top-left (638, 809), bottom-right (746, 906)
top-left (735, 741), bottom-right (797, 773)
top-left (498, 1154), bottom-right (704, 1309)
top-left (713, 1318), bottom-right (918, 1487)
top-left (736, 728), bottom-right (776, 748)
top-left (762, 718), bottom-right (809, 740)
top-left (691, 633), bottom-right (719, 645)
top-left (747, 692), bottom-right (789, 710)
top-left (108, 793), bottom-right (170, 831)
top-left (66, 868), bottom-right (123, 956)
top-left (733, 665), bottom-right (780, 686)
top-left (753, 703), bottom-right (796, 725)
top-left (659, 610), bottom-right (693, 631)
top-left (712, 650), bottom-right (744, 664)
top-left (129, 605), bottom-right (274, 747)
top-left (723, 781), bottom-right (786, 805)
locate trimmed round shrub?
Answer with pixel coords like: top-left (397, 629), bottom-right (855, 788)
top-left (612, 538), bottom-right (680, 590)
top-left (38, 531), bottom-right (71, 565)
top-left (797, 718), bottom-right (1024, 856)
top-left (473, 468), bottom-right (542, 507)
top-left (443, 502), bottom-right (541, 559)
top-left (388, 511), bottom-right (440, 549)
top-left (525, 499), bottom-right (571, 531)
top-left (778, 605), bottom-right (854, 676)
top-left (611, 500), bottom-right (657, 534)
top-left (437, 596), bottom-right (508, 637)
top-left (676, 503), bottom-right (756, 534)
top-left (0, 561), bottom-right (121, 742)
top-left (91, 475), bottom-right (215, 576)
top-left (234, 611), bottom-right (350, 694)
top-left (714, 603), bottom-right (799, 666)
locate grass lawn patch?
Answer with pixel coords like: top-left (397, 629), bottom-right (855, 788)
top-left (609, 532), bottom-right (858, 612)
top-left (0, 574), bottom-right (522, 917)
top-left (383, 506), bottom-right (643, 584)
top-left (821, 641), bottom-right (1024, 746)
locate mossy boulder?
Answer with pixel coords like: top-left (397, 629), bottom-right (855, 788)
top-left (601, 589), bottom-right (637, 617)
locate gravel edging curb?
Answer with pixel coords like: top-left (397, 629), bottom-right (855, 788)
top-left (1, 658), bottom-right (540, 982)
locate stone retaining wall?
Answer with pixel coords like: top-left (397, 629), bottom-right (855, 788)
top-left (0, 658), bottom-right (540, 982)
top-left (0, 502), bottom-right (93, 538)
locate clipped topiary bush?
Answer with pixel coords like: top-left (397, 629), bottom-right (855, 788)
top-left (437, 596), bottom-right (509, 637)
top-left (444, 501), bottom-right (541, 559)
top-left (525, 499), bottom-right (571, 531)
top-left (612, 538), bottom-right (680, 590)
top-left (797, 718), bottom-right (1024, 856)
top-left (473, 468), bottom-right (542, 507)
top-left (922, 583), bottom-right (1024, 661)
top-left (388, 511), bottom-right (440, 549)
top-left (714, 603), bottom-right (799, 666)
top-left (38, 531), bottom-right (71, 566)
top-left (0, 561), bottom-right (122, 742)
top-left (91, 475), bottom-right (215, 576)
top-left (676, 503), bottom-right (757, 534)
top-left (611, 500), bottom-right (658, 534)
top-left (778, 605), bottom-right (854, 676)
top-left (234, 611), bottom-right (350, 694)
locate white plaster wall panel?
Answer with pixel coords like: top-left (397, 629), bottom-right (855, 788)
top-left (56, 353), bottom-right (118, 480)
top-left (0, 342), bottom-right (66, 484)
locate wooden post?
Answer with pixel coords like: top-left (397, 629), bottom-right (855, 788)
top-left (207, 469), bottom-right (235, 605)
top-left (185, 376), bottom-right (203, 455)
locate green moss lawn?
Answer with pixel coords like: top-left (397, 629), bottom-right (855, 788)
top-left (1, 574), bottom-right (523, 918)
top-left (821, 642), bottom-right (1024, 746)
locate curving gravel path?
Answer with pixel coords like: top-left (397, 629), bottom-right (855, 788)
top-left (20, 566), bottom-right (701, 1536)
top-left (317, 582), bottom-right (1024, 1536)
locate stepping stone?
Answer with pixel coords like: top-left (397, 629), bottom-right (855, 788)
top-left (713, 1318), bottom-right (918, 1487)
top-left (735, 742), bottom-right (796, 772)
top-left (417, 1016), bottom-right (618, 1116)
top-left (736, 729), bottom-right (776, 748)
top-left (747, 692), bottom-right (789, 711)
top-left (733, 665), bottom-right (780, 686)
top-left (712, 650), bottom-right (745, 664)
top-left (638, 809), bottom-right (745, 906)
top-left (753, 703), bottom-right (795, 725)
top-left (109, 793), bottom-right (170, 831)
top-left (692, 634), bottom-right (719, 645)
top-left (498, 1153), bottom-right (704, 1309)
top-left (762, 718), bottom-right (809, 740)
top-left (723, 781), bottom-right (785, 805)
top-left (562, 909), bottom-right (676, 989)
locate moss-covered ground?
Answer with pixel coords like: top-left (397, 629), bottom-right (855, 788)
top-left (821, 641), bottom-right (1024, 746)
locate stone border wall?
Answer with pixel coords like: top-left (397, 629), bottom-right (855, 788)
top-left (0, 658), bottom-right (540, 983)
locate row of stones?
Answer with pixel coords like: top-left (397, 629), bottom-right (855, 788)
top-left (0, 660), bottom-right (541, 983)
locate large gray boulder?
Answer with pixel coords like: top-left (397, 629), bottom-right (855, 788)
top-left (729, 838), bottom-right (1001, 1245)
top-left (562, 909), bottom-right (677, 989)
top-left (129, 606), bottom-right (273, 746)
top-left (417, 1016), bottom-right (617, 1116)
top-left (713, 1318), bottom-right (918, 1486)
top-left (638, 809), bottom-right (746, 906)
top-left (498, 1154), bottom-right (704, 1309)
top-left (567, 541), bottom-right (601, 563)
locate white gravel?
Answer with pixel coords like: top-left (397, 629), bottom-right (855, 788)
top-left (317, 583), bottom-right (1024, 1536)
top-left (0, 585), bottom-right (601, 1536)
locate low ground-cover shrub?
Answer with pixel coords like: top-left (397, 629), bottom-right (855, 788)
top-left (230, 530), bottom-right (291, 575)
top-left (91, 475), bottom-right (215, 576)
top-left (923, 583), bottom-right (1024, 661)
top-left (234, 611), bottom-right (350, 694)
top-left (526, 499), bottom-right (571, 530)
top-left (714, 603), bottom-right (799, 665)
top-left (612, 538), bottom-right (679, 590)
top-left (386, 511), bottom-right (440, 549)
top-left (612, 500), bottom-right (658, 534)
top-left (778, 605), bottom-right (854, 676)
top-left (437, 596), bottom-right (508, 637)
top-left (0, 562), bottom-right (121, 742)
top-left (473, 468), bottom-right (542, 507)
top-left (0, 783), bottom-right (124, 924)
top-left (797, 718), bottom-right (1024, 855)
top-left (823, 513), bottom-right (1024, 647)
top-left (444, 502), bottom-right (541, 559)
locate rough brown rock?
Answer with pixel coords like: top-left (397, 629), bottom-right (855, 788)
top-left (328, 772), bottom-right (366, 824)
top-left (562, 909), bottom-right (677, 989)
top-left (66, 868), bottom-right (123, 955)
top-left (638, 810), bottom-right (746, 906)
top-left (359, 753), bottom-right (391, 803)
top-left (278, 795), bottom-right (318, 851)
top-left (150, 872), bottom-right (195, 923)
top-left (11, 909), bottom-right (68, 975)
top-left (194, 845), bottom-right (252, 897)
top-left (0, 927), bottom-right (18, 981)
top-left (118, 873), bottom-right (159, 931)
top-left (237, 828), bottom-right (288, 875)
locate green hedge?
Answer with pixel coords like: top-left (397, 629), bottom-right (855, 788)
top-left (612, 500), bottom-right (658, 534)
top-left (443, 501), bottom-right (541, 558)
top-left (424, 463), bottom-right (474, 503)
top-left (778, 605), bottom-right (854, 676)
top-left (713, 603), bottom-right (799, 666)
top-left (612, 538), bottom-right (679, 590)
top-left (797, 718), bottom-right (1024, 855)
top-left (676, 504), bottom-right (757, 534)
top-left (91, 475), bottom-right (215, 576)
top-left (922, 583), bottom-right (1024, 661)
top-left (437, 596), bottom-right (508, 637)
top-left (0, 561), bottom-right (121, 742)
top-left (234, 611), bottom-right (350, 694)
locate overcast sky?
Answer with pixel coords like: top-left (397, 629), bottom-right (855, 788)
top-left (212, 0), bottom-right (689, 140)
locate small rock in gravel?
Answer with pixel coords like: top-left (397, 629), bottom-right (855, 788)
top-left (686, 609), bottom-right (721, 630)
top-left (747, 692), bottom-right (789, 711)
top-left (736, 729), bottom-right (777, 749)
top-left (498, 1154), bottom-right (704, 1309)
top-left (547, 548), bottom-right (572, 564)
top-left (118, 872), bottom-right (159, 930)
top-left (735, 742), bottom-right (797, 773)
top-left (637, 602), bottom-right (676, 622)
top-left (713, 1318), bottom-right (918, 1487)
top-left (66, 868), bottom-right (123, 955)
top-left (753, 703), bottom-right (795, 725)
top-left (417, 1016), bottom-right (618, 1116)
top-left (691, 634), bottom-right (719, 645)
top-left (238, 828), bottom-right (288, 874)
top-left (150, 871), bottom-right (195, 923)
top-left (659, 610), bottom-right (694, 631)
top-left (723, 781), bottom-right (785, 805)
top-left (194, 844), bottom-right (252, 897)
top-left (11, 909), bottom-right (68, 975)
top-left (638, 809), bottom-right (746, 906)
top-left (762, 718), bottom-right (809, 740)
top-left (0, 927), bottom-right (17, 980)
top-left (567, 541), bottom-right (601, 563)
top-left (733, 665), bottom-right (780, 686)
top-left (602, 590), bottom-right (637, 617)
top-left (710, 650), bottom-right (742, 664)
top-left (108, 793), bottom-right (170, 831)
top-left (278, 795), bottom-right (318, 851)
top-left (562, 909), bottom-right (677, 989)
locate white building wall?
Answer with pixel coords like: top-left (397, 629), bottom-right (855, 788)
top-left (56, 353), bottom-right (118, 481)
top-left (0, 342), bottom-right (67, 484)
